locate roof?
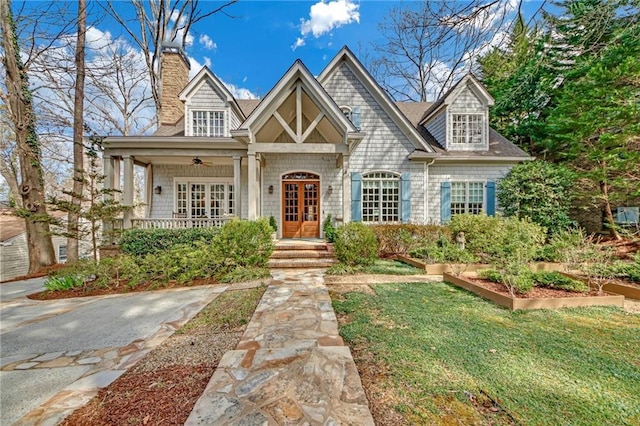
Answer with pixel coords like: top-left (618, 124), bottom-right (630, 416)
top-left (237, 99), bottom-right (261, 117)
top-left (0, 208), bottom-right (66, 242)
top-left (395, 102), bottom-right (433, 127)
top-left (153, 117), bottom-right (185, 137)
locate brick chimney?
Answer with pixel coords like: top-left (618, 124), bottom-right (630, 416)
top-left (160, 43), bottom-right (190, 126)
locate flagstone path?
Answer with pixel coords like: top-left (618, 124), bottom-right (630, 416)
top-left (185, 268), bottom-right (375, 425)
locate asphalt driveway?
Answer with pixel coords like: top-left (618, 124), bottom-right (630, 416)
top-left (0, 278), bottom-right (223, 425)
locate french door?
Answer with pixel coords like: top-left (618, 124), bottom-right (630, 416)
top-left (282, 173), bottom-right (320, 238)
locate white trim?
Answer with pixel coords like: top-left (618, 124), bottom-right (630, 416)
top-left (448, 112), bottom-right (488, 150)
top-left (190, 110), bottom-right (228, 137)
top-left (172, 177), bottom-right (235, 218)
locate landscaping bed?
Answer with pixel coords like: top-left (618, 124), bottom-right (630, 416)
top-left (396, 255), bottom-right (565, 275)
top-left (62, 285), bottom-right (265, 426)
top-left (444, 272), bottom-right (625, 310)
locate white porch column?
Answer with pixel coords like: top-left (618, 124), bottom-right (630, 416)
top-left (103, 155), bottom-right (114, 199)
top-left (144, 164), bottom-right (153, 218)
top-left (342, 154), bottom-right (351, 223)
top-left (113, 158), bottom-right (121, 202)
top-left (123, 155), bottom-right (135, 228)
top-left (247, 153), bottom-right (257, 219)
top-left (233, 155), bottom-right (242, 217)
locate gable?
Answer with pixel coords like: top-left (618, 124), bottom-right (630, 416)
top-left (235, 60), bottom-right (358, 145)
top-left (318, 47), bottom-right (434, 153)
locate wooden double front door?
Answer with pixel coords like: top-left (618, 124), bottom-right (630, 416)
top-left (282, 172), bottom-right (320, 238)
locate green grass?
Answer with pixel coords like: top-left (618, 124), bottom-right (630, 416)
top-left (177, 285), bottom-right (266, 334)
top-left (326, 259), bottom-right (426, 276)
top-left (332, 282), bottom-right (640, 425)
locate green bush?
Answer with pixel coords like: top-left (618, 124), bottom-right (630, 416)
top-left (120, 227), bottom-right (220, 257)
top-left (533, 271), bottom-right (589, 293)
top-left (370, 224), bottom-right (450, 256)
top-left (218, 266), bottom-right (271, 283)
top-left (497, 160), bottom-right (575, 234)
top-left (479, 269), bottom-right (503, 283)
top-left (335, 222), bottom-right (378, 266)
top-left (323, 214), bottom-right (337, 243)
top-left (449, 214), bottom-right (546, 263)
top-left (609, 258), bottom-right (640, 282)
top-left (536, 227), bottom-right (587, 262)
top-left (44, 275), bottom-right (84, 291)
top-left (213, 218), bottom-right (274, 268)
top-left (409, 235), bottom-right (477, 264)
top-left (268, 215), bottom-right (277, 232)
top-left (480, 266), bottom-right (534, 294)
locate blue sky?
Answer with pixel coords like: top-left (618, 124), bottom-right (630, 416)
top-left (95, 0), bottom-right (545, 99)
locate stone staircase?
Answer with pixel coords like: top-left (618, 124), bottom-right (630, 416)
top-left (268, 241), bottom-right (336, 269)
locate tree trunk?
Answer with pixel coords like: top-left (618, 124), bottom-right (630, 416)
top-left (1, 0), bottom-right (56, 273)
top-left (600, 180), bottom-right (621, 241)
top-left (67, 0), bottom-right (86, 262)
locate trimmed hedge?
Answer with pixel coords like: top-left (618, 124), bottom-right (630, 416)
top-left (120, 227), bottom-right (220, 257)
top-left (369, 224), bottom-right (450, 257)
top-left (213, 218), bottom-right (274, 268)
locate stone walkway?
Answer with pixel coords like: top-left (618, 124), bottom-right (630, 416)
top-left (186, 269), bottom-right (375, 425)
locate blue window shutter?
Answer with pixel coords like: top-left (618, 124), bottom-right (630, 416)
top-left (351, 107), bottom-right (361, 130)
top-left (486, 181), bottom-right (496, 216)
top-left (401, 172), bottom-right (411, 223)
top-left (351, 172), bottom-right (362, 222)
top-left (441, 182), bottom-right (451, 223)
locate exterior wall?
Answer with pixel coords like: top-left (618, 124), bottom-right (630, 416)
top-left (424, 109), bottom-right (446, 146)
top-left (427, 163), bottom-right (514, 223)
top-left (261, 154), bottom-right (342, 238)
top-left (1, 235), bottom-right (68, 282)
top-left (185, 80), bottom-right (234, 136)
top-left (447, 87), bottom-right (489, 151)
top-left (322, 62), bottom-right (425, 223)
top-left (150, 163), bottom-right (248, 218)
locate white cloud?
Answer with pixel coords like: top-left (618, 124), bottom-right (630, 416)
top-left (293, 0), bottom-right (359, 50)
top-left (199, 34), bottom-right (217, 50)
top-left (168, 10), bottom-right (194, 47)
top-left (203, 57), bottom-right (212, 68)
top-left (292, 37), bottom-right (305, 50)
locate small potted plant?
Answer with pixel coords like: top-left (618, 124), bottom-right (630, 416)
top-left (269, 215), bottom-right (278, 240)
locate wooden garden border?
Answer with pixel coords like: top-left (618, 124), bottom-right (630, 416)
top-left (560, 272), bottom-right (640, 300)
top-left (443, 272), bottom-right (625, 311)
top-left (397, 255), bottom-right (565, 275)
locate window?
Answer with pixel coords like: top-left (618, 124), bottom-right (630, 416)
top-left (175, 180), bottom-right (234, 218)
top-left (451, 182), bottom-right (484, 215)
top-left (451, 114), bottom-right (484, 145)
top-left (192, 111), bottom-right (225, 137)
top-left (362, 172), bottom-right (400, 222)
top-left (339, 105), bottom-right (361, 130)
top-left (58, 245), bottom-right (68, 263)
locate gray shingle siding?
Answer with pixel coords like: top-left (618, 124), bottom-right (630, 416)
top-left (322, 63), bottom-right (425, 222)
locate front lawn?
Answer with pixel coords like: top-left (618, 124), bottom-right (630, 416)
top-left (331, 282), bottom-right (640, 425)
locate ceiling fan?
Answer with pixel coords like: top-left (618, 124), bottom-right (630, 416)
top-left (191, 157), bottom-right (212, 167)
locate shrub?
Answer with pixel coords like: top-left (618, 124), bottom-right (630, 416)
top-left (449, 214), bottom-right (546, 263)
top-left (45, 275), bottom-right (84, 291)
top-left (213, 218), bottom-right (274, 268)
top-left (409, 235), bottom-right (477, 264)
top-left (334, 222), bottom-right (378, 266)
top-left (370, 224), bottom-right (449, 256)
top-left (323, 214), bottom-right (337, 243)
top-left (479, 269), bottom-right (503, 283)
top-left (533, 271), bottom-right (589, 293)
top-left (536, 227), bottom-right (587, 262)
top-left (269, 215), bottom-right (277, 232)
top-left (120, 227), bottom-right (220, 257)
top-left (479, 267), bottom-right (535, 295)
top-left (218, 266), bottom-right (271, 284)
top-left (497, 160), bottom-right (575, 234)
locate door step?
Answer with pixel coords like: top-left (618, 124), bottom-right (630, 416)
top-left (268, 241), bottom-right (336, 269)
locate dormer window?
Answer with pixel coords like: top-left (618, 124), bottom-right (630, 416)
top-left (192, 110), bottom-right (226, 137)
top-left (451, 113), bottom-right (484, 145)
top-left (340, 105), bottom-right (361, 130)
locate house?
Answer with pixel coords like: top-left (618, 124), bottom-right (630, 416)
top-left (0, 209), bottom-right (69, 281)
top-left (103, 45), bottom-right (530, 239)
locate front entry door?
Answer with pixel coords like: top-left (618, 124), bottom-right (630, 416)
top-left (282, 173), bottom-right (320, 238)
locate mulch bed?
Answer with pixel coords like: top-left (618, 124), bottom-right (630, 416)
top-left (469, 278), bottom-right (603, 298)
top-left (28, 278), bottom-right (218, 300)
top-left (0, 263), bottom-right (68, 284)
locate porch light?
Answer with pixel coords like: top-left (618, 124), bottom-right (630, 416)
top-left (268, 185), bottom-right (274, 195)
top-left (154, 186), bottom-right (162, 195)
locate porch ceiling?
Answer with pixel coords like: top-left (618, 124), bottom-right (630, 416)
top-left (132, 156), bottom-right (235, 166)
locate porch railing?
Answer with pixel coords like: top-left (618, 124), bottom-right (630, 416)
top-left (130, 217), bottom-right (233, 229)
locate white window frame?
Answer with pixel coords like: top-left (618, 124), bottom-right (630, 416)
top-left (191, 110), bottom-right (226, 137)
top-left (362, 171), bottom-right (400, 223)
top-left (450, 181), bottom-right (485, 216)
top-left (173, 177), bottom-right (235, 218)
top-left (449, 112), bottom-right (486, 147)
top-left (58, 245), bottom-right (68, 263)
